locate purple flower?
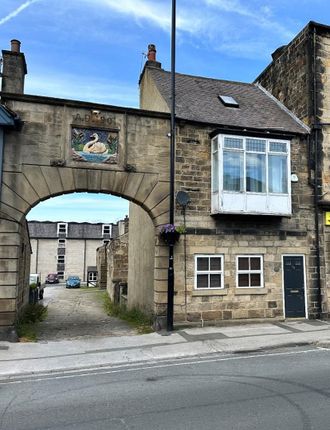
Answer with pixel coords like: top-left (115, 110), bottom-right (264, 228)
top-left (160, 223), bottom-right (176, 234)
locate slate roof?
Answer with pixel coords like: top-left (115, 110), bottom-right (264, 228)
top-left (148, 68), bottom-right (309, 135)
top-left (28, 221), bottom-right (118, 239)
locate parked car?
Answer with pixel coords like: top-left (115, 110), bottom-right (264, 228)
top-left (29, 273), bottom-right (45, 300)
top-left (66, 276), bottom-right (81, 288)
top-left (45, 273), bottom-right (59, 284)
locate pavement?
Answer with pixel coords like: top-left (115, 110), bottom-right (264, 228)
top-left (2, 319), bottom-right (330, 380)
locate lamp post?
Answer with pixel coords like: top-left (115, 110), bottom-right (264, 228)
top-left (167, 0), bottom-right (176, 332)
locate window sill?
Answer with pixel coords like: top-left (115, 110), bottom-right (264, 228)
top-left (192, 289), bottom-right (228, 296)
top-left (235, 288), bottom-right (267, 295)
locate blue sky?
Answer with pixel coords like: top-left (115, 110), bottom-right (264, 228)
top-left (2, 0), bottom-right (330, 222)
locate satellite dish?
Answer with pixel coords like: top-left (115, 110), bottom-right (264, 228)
top-left (176, 191), bottom-right (190, 207)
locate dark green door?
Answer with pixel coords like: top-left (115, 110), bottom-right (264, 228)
top-left (283, 256), bottom-right (306, 318)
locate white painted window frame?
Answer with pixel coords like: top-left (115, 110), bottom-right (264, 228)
top-left (57, 271), bottom-right (65, 280)
top-left (211, 134), bottom-right (291, 215)
top-left (194, 254), bottom-right (224, 290)
top-left (57, 222), bottom-right (68, 236)
top-left (102, 224), bottom-right (112, 236)
top-left (57, 255), bottom-right (65, 264)
top-left (236, 255), bottom-right (264, 288)
top-left (88, 272), bottom-right (98, 281)
top-left (58, 239), bottom-right (66, 248)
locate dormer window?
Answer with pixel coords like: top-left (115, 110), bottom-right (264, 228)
top-left (102, 224), bottom-right (111, 237)
top-left (57, 223), bottom-right (68, 237)
top-left (211, 134), bottom-right (291, 216)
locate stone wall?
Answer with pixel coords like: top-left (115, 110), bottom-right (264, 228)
top-left (0, 92), bottom-right (172, 329)
top-left (105, 232), bottom-right (129, 304)
top-left (127, 203), bottom-right (155, 313)
top-left (0, 218), bottom-right (30, 332)
top-left (96, 245), bottom-right (107, 289)
top-left (170, 121), bottom-right (316, 321)
top-left (255, 24), bottom-right (311, 125)
top-left (254, 23), bottom-right (330, 317)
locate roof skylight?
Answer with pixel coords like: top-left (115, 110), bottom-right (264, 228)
top-left (218, 95), bottom-right (239, 108)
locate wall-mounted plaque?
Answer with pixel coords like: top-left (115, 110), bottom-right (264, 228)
top-left (71, 127), bottom-right (118, 164)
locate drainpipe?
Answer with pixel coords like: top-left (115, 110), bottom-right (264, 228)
top-left (312, 26), bottom-right (323, 317)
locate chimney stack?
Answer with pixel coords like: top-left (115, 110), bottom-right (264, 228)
top-left (10, 39), bottom-right (21, 54)
top-left (1, 39), bottom-right (27, 94)
top-left (144, 43), bottom-right (161, 70)
top-left (147, 44), bottom-right (156, 62)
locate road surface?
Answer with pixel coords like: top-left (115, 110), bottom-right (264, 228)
top-left (1, 346), bottom-right (330, 429)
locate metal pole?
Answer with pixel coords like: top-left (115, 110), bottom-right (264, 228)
top-left (167, 0), bottom-right (176, 331)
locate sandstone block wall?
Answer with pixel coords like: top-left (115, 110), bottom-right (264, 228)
top-left (255, 23), bottom-right (330, 317)
top-left (105, 232), bottom-right (129, 303)
top-left (170, 121), bottom-right (316, 321)
top-left (0, 94), bottom-right (173, 328)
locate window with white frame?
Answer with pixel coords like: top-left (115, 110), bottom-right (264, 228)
top-left (58, 239), bottom-right (66, 248)
top-left (57, 223), bottom-right (68, 236)
top-left (211, 134), bottom-right (291, 215)
top-left (236, 255), bottom-right (263, 288)
top-left (195, 255), bottom-right (224, 289)
top-left (57, 255), bottom-right (65, 264)
top-left (88, 272), bottom-right (97, 282)
top-left (57, 271), bottom-right (65, 280)
top-left (102, 224), bottom-right (111, 236)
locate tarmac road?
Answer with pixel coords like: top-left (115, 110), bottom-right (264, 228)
top-left (37, 284), bottom-right (137, 341)
top-left (2, 346), bottom-right (330, 430)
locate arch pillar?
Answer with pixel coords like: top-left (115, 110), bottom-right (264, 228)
top-left (0, 217), bottom-right (30, 336)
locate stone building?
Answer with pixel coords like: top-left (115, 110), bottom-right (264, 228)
top-left (255, 20), bottom-right (330, 318)
top-left (127, 45), bottom-right (315, 324)
top-left (96, 216), bottom-right (129, 304)
top-left (28, 220), bottom-right (122, 284)
top-left (1, 30), bottom-right (328, 336)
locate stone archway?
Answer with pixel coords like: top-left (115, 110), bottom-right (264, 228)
top-left (0, 95), bottom-right (171, 334)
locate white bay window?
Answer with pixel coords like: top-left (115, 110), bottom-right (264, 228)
top-left (212, 134), bottom-right (291, 215)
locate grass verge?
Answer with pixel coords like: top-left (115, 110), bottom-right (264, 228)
top-left (15, 303), bottom-right (48, 342)
top-left (102, 292), bottom-right (153, 334)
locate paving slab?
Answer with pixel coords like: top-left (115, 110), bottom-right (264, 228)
top-left (182, 323), bottom-right (288, 337)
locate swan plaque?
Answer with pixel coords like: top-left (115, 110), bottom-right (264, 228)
top-left (71, 127), bottom-right (119, 164)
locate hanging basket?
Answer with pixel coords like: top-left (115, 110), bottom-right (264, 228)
top-left (160, 230), bottom-right (181, 245)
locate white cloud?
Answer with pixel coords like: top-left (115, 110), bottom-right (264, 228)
top-left (79, 0), bottom-right (294, 60)
top-left (83, 0), bottom-right (171, 31)
top-left (203, 0), bottom-right (294, 39)
top-left (0, 0), bottom-right (42, 26)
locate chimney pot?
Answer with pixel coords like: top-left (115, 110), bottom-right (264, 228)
top-left (11, 39), bottom-right (21, 53)
top-left (147, 44), bottom-right (156, 61)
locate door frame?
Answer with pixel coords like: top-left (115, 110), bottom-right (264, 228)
top-left (281, 254), bottom-right (308, 319)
